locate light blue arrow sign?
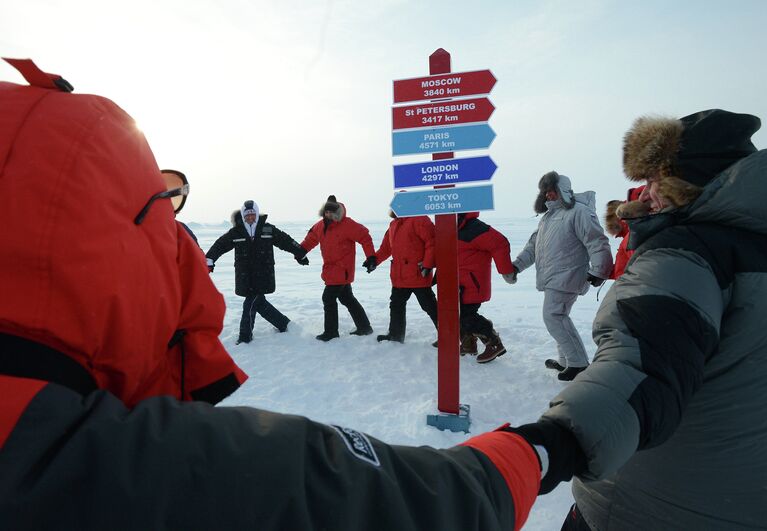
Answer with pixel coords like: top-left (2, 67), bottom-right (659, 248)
top-left (392, 124), bottom-right (496, 156)
top-left (393, 156), bottom-right (497, 189)
top-left (389, 184), bottom-right (494, 217)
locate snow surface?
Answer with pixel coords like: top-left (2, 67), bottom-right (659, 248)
top-left (196, 215), bottom-right (616, 530)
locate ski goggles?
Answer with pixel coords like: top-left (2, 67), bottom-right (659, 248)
top-left (134, 169), bottom-right (189, 225)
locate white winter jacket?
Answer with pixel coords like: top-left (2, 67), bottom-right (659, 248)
top-left (513, 176), bottom-right (613, 294)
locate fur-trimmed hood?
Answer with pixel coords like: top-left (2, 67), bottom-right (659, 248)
top-left (318, 195), bottom-right (346, 222)
top-left (535, 171), bottom-right (596, 214)
top-left (231, 210), bottom-right (267, 227)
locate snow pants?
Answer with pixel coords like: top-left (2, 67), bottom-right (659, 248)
top-left (239, 294), bottom-right (289, 341)
top-left (322, 284), bottom-right (370, 334)
top-left (459, 303), bottom-right (495, 339)
top-left (388, 287), bottom-right (438, 341)
top-left (542, 289), bottom-right (588, 368)
top-left (561, 504), bottom-right (593, 531)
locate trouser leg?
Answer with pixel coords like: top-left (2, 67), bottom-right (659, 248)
top-left (560, 504), bottom-right (593, 531)
top-left (459, 303), bottom-right (494, 339)
top-left (413, 287), bottom-right (438, 328)
top-left (239, 295), bottom-right (258, 341)
top-left (322, 285), bottom-right (342, 334)
top-left (388, 287), bottom-right (411, 340)
top-left (542, 289), bottom-right (589, 368)
top-left (252, 294), bottom-right (290, 331)
top-left (337, 284), bottom-right (371, 330)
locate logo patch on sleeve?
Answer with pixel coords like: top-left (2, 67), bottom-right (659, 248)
top-left (332, 425), bottom-right (380, 467)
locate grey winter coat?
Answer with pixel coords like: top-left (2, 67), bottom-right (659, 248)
top-left (513, 176), bottom-right (613, 294)
top-left (542, 150), bottom-right (767, 530)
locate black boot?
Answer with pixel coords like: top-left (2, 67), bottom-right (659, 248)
top-left (545, 358), bottom-right (565, 371)
top-left (350, 326), bottom-right (373, 336)
top-left (557, 365), bottom-right (588, 381)
top-left (316, 331), bottom-right (340, 342)
top-left (377, 333), bottom-right (403, 343)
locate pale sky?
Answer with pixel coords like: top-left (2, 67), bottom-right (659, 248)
top-left (3, 0), bottom-right (766, 224)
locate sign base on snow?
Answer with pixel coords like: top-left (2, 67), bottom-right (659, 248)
top-left (426, 403), bottom-right (471, 433)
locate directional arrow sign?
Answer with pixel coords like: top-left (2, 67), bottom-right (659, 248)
top-left (390, 185), bottom-right (494, 217)
top-left (392, 97), bottom-right (494, 130)
top-left (393, 156), bottom-right (497, 189)
top-left (393, 70), bottom-right (496, 104)
top-left (392, 124), bottom-right (495, 156)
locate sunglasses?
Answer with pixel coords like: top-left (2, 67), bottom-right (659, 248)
top-left (134, 169), bottom-right (190, 225)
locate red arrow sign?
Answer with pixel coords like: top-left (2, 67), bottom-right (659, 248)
top-left (393, 70), bottom-right (496, 104)
top-left (392, 97), bottom-right (494, 130)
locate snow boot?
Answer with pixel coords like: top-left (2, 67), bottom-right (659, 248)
top-left (236, 337), bottom-right (251, 345)
top-left (557, 365), bottom-right (588, 381)
top-left (316, 331), bottom-right (340, 342)
top-left (545, 358), bottom-right (565, 371)
top-left (460, 334), bottom-right (478, 356)
top-left (350, 326), bottom-right (373, 336)
top-left (476, 333), bottom-right (506, 364)
top-left (431, 340), bottom-right (438, 348)
top-left (377, 334), bottom-right (404, 343)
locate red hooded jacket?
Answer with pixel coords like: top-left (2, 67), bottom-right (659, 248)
top-left (0, 58), bottom-right (246, 435)
top-left (374, 215), bottom-right (435, 288)
top-left (301, 204), bottom-right (375, 286)
top-left (457, 213), bottom-right (514, 304)
top-left (610, 186), bottom-right (645, 279)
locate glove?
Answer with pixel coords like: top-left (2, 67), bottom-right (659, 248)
top-left (206, 258), bottom-right (215, 273)
top-left (417, 261), bottom-right (433, 278)
top-left (295, 254), bottom-right (309, 266)
top-left (587, 273), bottom-right (605, 287)
top-left (362, 255), bottom-right (377, 273)
top-left (503, 421), bottom-right (587, 495)
top-left (502, 266), bottom-right (518, 285)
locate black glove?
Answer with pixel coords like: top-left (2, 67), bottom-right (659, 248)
top-left (417, 261), bottom-right (433, 278)
top-left (587, 273), bottom-right (605, 287)
top-left (295, 254), bottom-right (309, 266)
top-left (362, 255), bottom-right (377, 273)
top-left (503, 421), bottom-right (587, 495)
top-left (206, 259), bottom-right (215, 273)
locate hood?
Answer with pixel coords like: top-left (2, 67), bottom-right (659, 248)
top-left (605, 200), bottom-right (626, 238)
top-left (318, 195), bottom-right (347, 222)
top-left (231, 210), bottom-right (267, 227)
top-left (457, 211), bottom-right (480, 229)
top-left (535, 171), bottom-right (577, 213)
top-left (0, 59), bottom-right (245, 406)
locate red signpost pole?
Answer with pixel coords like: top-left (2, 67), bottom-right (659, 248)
top-left (430, 48), bottom-right (460, 415)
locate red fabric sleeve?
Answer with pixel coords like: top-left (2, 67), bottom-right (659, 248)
top-left (612, 237), bottom-right (631, 279)
top-left (415, 217), bottom-right (436, 269)
top-left (461, 430), bottom-right (541, 531)
top-left (478, 227), bottom-right (514, 275)
top-left (0, 375), bottom-right (46, 450)
top-left (300, 222), bottom-right (322, 253)
top-left (352, 220), bottom-right (375, 257)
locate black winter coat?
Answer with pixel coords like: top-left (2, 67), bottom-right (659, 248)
top-left (206, 213), bottom-right (304, 296)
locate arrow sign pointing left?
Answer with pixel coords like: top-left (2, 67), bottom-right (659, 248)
top-left (390, 185), bottom-right (494, 217)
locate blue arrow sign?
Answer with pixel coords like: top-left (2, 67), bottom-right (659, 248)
top-left (392, 124), bottom-right (495, 156)
top-left (393, 156), bottom-right (497, 189)
top-left (389, 185), bottom-right (494, 217)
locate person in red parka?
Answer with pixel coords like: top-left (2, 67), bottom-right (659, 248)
top-left (300, 195), bottom-right (376, 341)
top-left (0, 59), bottom-right (556, 531)
top-left (605, 185), bottom-right (645, 279)
top-left (368, 211), bottom-right (438, 343)
top-left (457, 212), bottom-right (516, 363)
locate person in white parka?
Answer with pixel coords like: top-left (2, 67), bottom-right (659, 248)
top-left (510, 172), bottom-right (613, 381)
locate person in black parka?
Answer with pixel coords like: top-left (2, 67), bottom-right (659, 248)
top-left (206, 200), bottom-right (309, 343)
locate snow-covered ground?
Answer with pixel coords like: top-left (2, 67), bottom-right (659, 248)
top-left (194, 215), bottom-right (615, 530)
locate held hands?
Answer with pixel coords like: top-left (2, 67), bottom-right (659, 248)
top-left (295, 254), bottom-right (310, 266)
top-left (206, 259), bottom-right (215, 273)
top-left (587, 273), bottom-right (605, 287)
top-left (417, 261), bottom-right (433, 278)
top-left (502, 265), bottom-right (518, 285)
top-left (362, 256), bottom-right (377, 273)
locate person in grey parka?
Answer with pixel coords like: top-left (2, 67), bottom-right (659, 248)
top-left (510, 172), bottom-right (613, 380)
top-left (505, 109), bottom-right (766, 530)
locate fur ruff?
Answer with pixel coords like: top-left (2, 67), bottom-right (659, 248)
top-left (616, 200), bottom-right (652, 220)
top-left (604, 200), bottom-right (623, 236)
top-left (534, 171), bottom-right (560, 214)
top-left (623, 115), bottom-right (683, 182)
top-left (318, 200), bottom-right (345, 221)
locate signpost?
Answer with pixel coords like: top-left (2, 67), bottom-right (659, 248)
top-left (392, 97), bottom-right (495, 130)
top-left (390, 49), bottom-right (498, 433)
top-left (390, 185), bottom-right (494, 217)
top-left (392, 124), bottom-right (496, 156)
top-left (393, 156), bottom-right (497, 189)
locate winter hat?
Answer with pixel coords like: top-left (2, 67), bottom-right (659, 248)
top-left (241, 200), bottom-right (259, 221)
top-left (623, 109), bottom-right (760, 186)
top-left (534, 171), bottom-right (575, 213)
top-left (323, 195), bottom-right (340, 213)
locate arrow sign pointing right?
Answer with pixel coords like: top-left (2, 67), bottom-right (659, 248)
top-left (392, 124), bottom-right (496, 156)
top-left (393, 156), bottom-right (497, 189)
top-left (390, 185), bottom-right (494, 217)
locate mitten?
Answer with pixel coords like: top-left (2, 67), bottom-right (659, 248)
top-left (362, 256), bottom-right (377, 273)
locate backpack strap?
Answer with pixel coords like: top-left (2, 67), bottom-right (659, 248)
top-left (2, 57), bottom-right (73, 92)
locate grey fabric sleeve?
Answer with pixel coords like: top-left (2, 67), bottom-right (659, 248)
top-left (573, 206), bottom-right (613, 279)
top-left (513, 229), bottom-right (537, 273)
